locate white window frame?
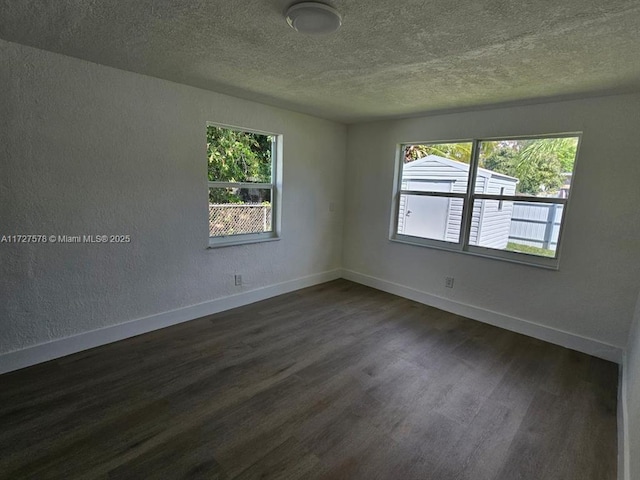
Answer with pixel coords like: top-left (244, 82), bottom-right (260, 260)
top-left (207, 123), bottom-right (282, 248)
top-left (390, 133), bottom-right (581, 269)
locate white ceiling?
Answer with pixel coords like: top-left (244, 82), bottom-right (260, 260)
top-left (1, 0), bottom-right (639, 123)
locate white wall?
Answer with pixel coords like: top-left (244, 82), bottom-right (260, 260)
top-left (624, 290), bottom-right (640, 480)
top-left (1, 36), bottom-right (638, 370)
top-left (0, 39), bottom-right (346, 357)
top-left (343, 94), bottom-right (640, 352)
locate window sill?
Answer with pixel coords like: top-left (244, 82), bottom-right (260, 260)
top-left (389, 236), bottom-right (560, 270)
top-left (208, 234), bottom-right (280, 249)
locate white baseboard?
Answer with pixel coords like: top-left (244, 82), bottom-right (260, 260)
top-left (619, 353), bottom-right (629, 480)
top-left (342, 269), bottom-right (623, 364)
top-left (0, 269), bottom-right (342, 375)
top-left (1, 267), bottom-right (623, 374)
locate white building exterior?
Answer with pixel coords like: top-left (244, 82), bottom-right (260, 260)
top-left (398, 155), bottom-right (518, 248)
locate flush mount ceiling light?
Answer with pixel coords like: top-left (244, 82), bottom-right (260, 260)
top-left (286, 2), bottom-right (342, 35)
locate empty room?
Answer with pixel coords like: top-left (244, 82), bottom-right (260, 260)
top-left (1, 1), bottom-right (639, 479)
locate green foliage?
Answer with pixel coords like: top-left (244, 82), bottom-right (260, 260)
top-left (482, 146), bottom-right (517, 177)
top-left (207, 126), bottom-right (273, 203)
top-left (404, 143), bottom-right (471, 164)
top-left (513, 144), bottom-right (564, 195)
top-left (520, 137), bottom-right (577, 173)
top-left (405, 138), bottom-right (577, 196)
top-left (481, 138), bottom-right (578, 195)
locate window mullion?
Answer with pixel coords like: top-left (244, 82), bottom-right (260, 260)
top-left (473, 194), bottom-right (567, 205)
top-left (460, 140), bottom-right (481, 249)
top-left (208, 181), bottom-right (274, 189)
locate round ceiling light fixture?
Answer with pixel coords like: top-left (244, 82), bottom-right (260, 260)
top-left (286, 2), bottom-right (342, 35)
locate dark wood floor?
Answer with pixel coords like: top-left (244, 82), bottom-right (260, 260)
top-left (0, 280), bottom-right (618, 479)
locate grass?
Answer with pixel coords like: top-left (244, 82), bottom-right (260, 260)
top-left (506, 242), bottom-right (555, 258)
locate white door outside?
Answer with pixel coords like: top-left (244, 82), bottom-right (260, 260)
top-left (403, 180), bottom-right (451, 240)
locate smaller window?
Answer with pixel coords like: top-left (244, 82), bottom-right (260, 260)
top-left (207, 125), bottom-right (280, 247)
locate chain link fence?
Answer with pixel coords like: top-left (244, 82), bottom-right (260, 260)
top-left (209, 204), bottom-right (272, 237)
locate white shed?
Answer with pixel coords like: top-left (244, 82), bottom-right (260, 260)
top-left (398, 155), bottom-right (518, 248)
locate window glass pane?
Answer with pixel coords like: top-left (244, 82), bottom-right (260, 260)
top-left (207, 126), bottom-right (273, 183)
top-left (209, 188), bottom-right (272, 237)
top-left (478, 137), bottom-right (578, 198)
top-left (401, 143), bottom-right (473, 194)
top-left (469, 199), bottom-right (564, 257)
top-left (397, 193), bottom-right (462, 242)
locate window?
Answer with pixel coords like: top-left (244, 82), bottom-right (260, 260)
top-left (392, 135), bottom-right (580, 268)
top-left (207, 124), bottom-right (280, 247)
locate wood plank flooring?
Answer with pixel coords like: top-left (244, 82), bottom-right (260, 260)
top-left (0, 279), bottom-right (618, 479)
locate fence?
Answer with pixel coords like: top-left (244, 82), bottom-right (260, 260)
top-left (508, 202), bottom-right (564, 249)
top-left (209, 204), bottom-right (272, 237)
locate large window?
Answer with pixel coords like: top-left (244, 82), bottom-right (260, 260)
top-left (207, 124), bottom-right (280, 247)
top-left (392, 134), bottom-right (580, 268)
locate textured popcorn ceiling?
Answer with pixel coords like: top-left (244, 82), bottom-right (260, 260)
top-left (1, 0), bottom-right (639, 122)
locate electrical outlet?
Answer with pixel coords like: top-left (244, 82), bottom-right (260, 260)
top-left (445, 277), bottom-right (454, 288)
top-left (234, 274), bottom-right (242, 286)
